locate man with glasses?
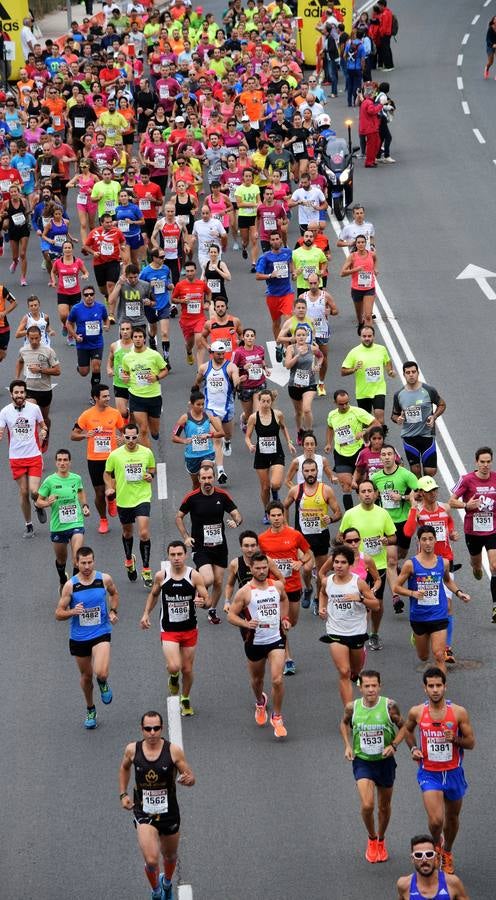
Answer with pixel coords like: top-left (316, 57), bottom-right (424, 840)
top-left (104, 421), bottom-right (156, 586)
top-left (118, 710), bottom-right (195, 900)
top-left (397, 834), bottom-right (469, 899)
top-left (67, 286), bottom-right (109, 390)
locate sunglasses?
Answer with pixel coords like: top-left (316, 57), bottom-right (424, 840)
top-left (412, 850), bottom-right (437, 861)
top-left (344, 538), bottom-right (360, 544)
top-left (124, 433), bottom-right (138, 439)
top-left (142, 725), bottom-right (161, 733)
top-left (83, 292), bottom-right (95, 297)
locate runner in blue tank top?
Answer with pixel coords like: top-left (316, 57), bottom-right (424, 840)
top-left (55, 545), bottom-right (119, 729)
top-left (397, 833), bottom-right (469, 899)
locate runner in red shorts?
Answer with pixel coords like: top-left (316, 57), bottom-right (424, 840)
top-left (140, 540), bottom-right (209, 717)
top-left (172, 261), bottom-right (211, 367)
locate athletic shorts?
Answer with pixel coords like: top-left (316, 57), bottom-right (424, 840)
top-left (180, 318), bottom-right (206, 340)
top-left (185, 454), bottom-right (215, 475)
top-left (352, 755), bottom-right (397, 787)
top-left (94, 260), bottom-right (121, 288)
top-left (26, 389), bottom-right (53, 408)
top-left (395, 520), bottom-right (412, 551)
top-left (205, 403), bottom-right (234, 425)
top-left (117, 502), bottom-right (151, 524)
top-left (124, 233), bottom-right (144, 250)
top-left (374, 570), bottom-right (387, 601)
top-left (193, 548), bottom-right (228, 570)
top-left (254, 453), bottom-right (285, 471)
top-left (333, 447), bottom-right (361, 473)
top-left (10, 454), bottom-right (43, 480)
top-left (77, 348), bottom-right (103, 368)
top-left (88, 459), bottom-right (106, 488)
top-left (133, 813), bottom-right (180, 835)
top-left (464, 532), bottom-right (496, 556)
top-left (304, 530), bottom-right (330, 558)
top-left (51, 526), bottom-right (85, 543)
top-left (113, 385), bottom-right (129, 399)
top-left (417, 765), bottom-right (467, 801)
top-left (402, 435), bottom-right (437, 469)
top-left (244, 634), bottom-right (286, 661)
top-left (315, 336), bottom-right (329, 346)
top-left (288, 384), bottom-right (317, 401)
top-left (320, 632), bottom-right (368, 649)
top-left (238, 215), bottom-right (256, 228)
top-left (266, 292), bottom-right (294, 321)
top-left (410, 618), bottom-right (448, 636)
top-left (69, 632), bottom-right (110, 657)
top-left (356, 395), bottom-right (385, 412)
top-left (129, 393), bottom-right (163, 418)
top-left (143, 219), bottom-right (157, 239)
top-left (351, 287), bottom-right (375, 302)
top-left (145, 304), bottom-right (171, 323)
top-left (0, 330), bottom-right (9, 350)
top-left (161, 628), bottom-right (198, 647)
top-left (57, 292), bottom-right (81, 307)
top-left (287, 589), bottom-right (302, 604)
top-left (238, 382), bottom-right (267, 402)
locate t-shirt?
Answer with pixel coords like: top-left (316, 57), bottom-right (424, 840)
top-left (52, 258), bottom-right (85, 296)
top-left (121, 347), bottom-right (166, 398)
top-left (105, 444), bottom-right (155, 507)
top-left (0, 401), bottom-right (43, 459)
top-left (179, 487), bottom-right (237, 551)
top-left (255, 249), bottom-right (293, 296)
top-left (86, 227), bottom-right (125, 265)
top-left (140, 264), bottom-right (171, 312)
top-left (258, 525), bottom-right (310, 593)
top-left (115, 280), bottom-right (151, 325)
top-left (451, 471), bottom-right (496, 536)
top-left (340, 504), bottom-right (396, 571)
top-left (67, 301), bottom-right (108, 350)
top-left (19, 346), bottom-right (59, 392)
top-left (392, 383), bottom-right (441, 438)
top-left (338, 220), bottom-right (375, 249)
top-left (257, 202), bottom-right (285, 242)
top-left (235, 183), bottom-right (261, 218)
top-left (90, 181), bottom-right (122, 219)
top-left (292, 246), bottom-right (327, 290)
top-left (38, 471), bottom-right (85, 532)
top-left (77, 407), bottom-right (124, 461)
top-left (327, 406), bottom-right (375, 457)
top-left (341, 343), bottom-right (391, 399)
top-left (371, 466), bottom-right (418, 523)
top-left (290, 186), bottom-right (326, 225)
top-left (172, 279), bottom-right (210, 324)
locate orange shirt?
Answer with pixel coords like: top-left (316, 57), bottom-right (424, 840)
top-left (239, 90), bottom-right (264, 123)
top-left (43, 97), bottom-right (67, 130)
top-left (258, 525), bottom-right (310, 593)
top-left (77, 406), bottom-right (124, 461)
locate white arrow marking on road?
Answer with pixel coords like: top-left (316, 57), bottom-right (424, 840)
top-left (266, 340), bottom-right (289, 386)
top-left (457, 264), bottom-right (496, 300)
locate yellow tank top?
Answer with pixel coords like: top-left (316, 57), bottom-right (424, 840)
top-left (298, 482), bottom-right (328, 534)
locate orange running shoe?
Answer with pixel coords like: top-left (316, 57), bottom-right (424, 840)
top-left (365, 838), bottom-right (379, 863)
top-left (98, 517), bottom-right (109, 534)
top-left (107, 496), bottom-right (118, 517)
top-left (376, 839), bottom-right (389, 862)
top-left (255, 692), bottom-right (268, 726)
top-left (441, 850), bottom-right (454, 874)
top-left (270, 713), bottom-right (287, 738)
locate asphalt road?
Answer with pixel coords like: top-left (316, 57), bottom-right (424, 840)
top-left (2, 1), bottom-right (496, 898)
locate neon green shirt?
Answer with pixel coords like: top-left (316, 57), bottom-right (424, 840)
top-left (292, 246), bottom-right (327, 290)
top-left (90, 180), bottom-right (121, 219)
top-left (112, 341), bottom-right (134, 389)
top-left (342, 343), bottom-right (391, 400)
top-left (104, 444), bottom-right (155, 508)
top-left (340, 503), bottom-right (396, 570)
top-left (38, 471), bottom-right (85, 533)
top-left (235, 183), bottom-right (261, 218)
top-left (371, 466), bottom-right (418, 523)
top-left (122, 348), bottom-right (166, 398)
top-left (327, 405), bottom-right (375, 457)
top-left (97, 111), bottom-right (128, 146)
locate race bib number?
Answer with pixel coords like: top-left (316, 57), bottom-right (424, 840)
top-left (13, 425), bottom-right (31, 441)
top-left (106, 127), bottom-right (116, 138)
top-left (273, 262), bottom-right (288, 278)
top-left (79, 606), bottom-right (101, 627)
top-left (473, 512), bottom-right (493, 533)
top-left (333, 597), bottom-right (353, 615)
top-left (62, 275), bottom-right (77, 290)
top-left (365, 366), bottom-right (381, 383)
top-left (293, 141), bottom-right (304, 154)
top-left (40, 164), bottom-right (52, 177)
top-left (302, 265), bottom-right (316, 280)
top-left (257, 599), bottom-right (279, 628)
top-left (275, 558), bottom-right (292, 578)
top-left (125, 301), bottom-right (141, 317)
top-left (142, 789), bottom-right (168, 814)
top-left (59, 503), bottom-right (78, 524)
top-left (54, 234), bottom-right (66, 247)
top-left (100, 241), bottom-right (114, 256)
top-left (259, 436), bottom-right (277, 455)
top-left (363, 536), bottom-right (382, 556)
top-left (191, 434), bottom-right (209, 453)
top-left (124, 462), bottom-right (143, 481)
top-left (426, 740), bottom-right (453, 763)
top-left (163, 237), bottom-right (177, 250)
top-left (20, 170), bottom-right (31, 183)
top-left (336, 424), bottom-right (354, 445)
top-left (404, 405), bottom-right (422, 424)
top-left (12, 213), bottom-right (26, 226)
top-left (431, 521), bottom-right (446, 542)
top-left (27, 366), bottom-right (41, 380)
top-left (208, 376), bottom-right (224, 393)
top-left (300, 513), bottom-right (321, 535)
top-left (187, 301), bottom-right (201, 315)
top-left (359, 729), bottom-right (384, 755)
top-left (294, 368), bottom-right (310, 387)
top-left (417, 578), bottom-right (440, 606)
top-left (154, 154), bottom-right (166, 169)
top-left (167, 599), bottom-right (190, 623)
top-left (152, 280), bottom-right (166, 294)
top-left (53, 116), bottom-right (62, 127)
top-left (159, 86), bottom-right (169, 99)
top-left (139, 199), bottom-right (151, 211)
top-left (381, 490), bottom-right (400, 510)
top-left (248, 365), bottom-right (263, 381)
top-left (93, 436), bottom-right (111, 454)
top-left (118, 220), bottom-right (129, 233)
top-left (104, 200), bottom-right (116, 213)
top-left (263, 215), bottom-right (276, 231)
top-left (207, 279), bottom-right (220, 293)
top-left (77, 192), bottom-right (88, 205)
top-left (85, 321), bottom-right (101, 336)
top-left (135, 369), bottom-right (151, 386)
top-left (314, 317), bottom-right (327, 339)
top-left (74, 117), bottom-right (85, 129)
top-left (357, 270), bottom-right (373, 288)
top-left (203, 523), bottom-right (222, 545)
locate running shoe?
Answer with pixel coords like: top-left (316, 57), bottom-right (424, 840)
top-left (365, 837), bottom-right (379, 863)
top-left (445, 646), bottom-right (456, 665)
top-left (180, 696), bottom-right (194, 717)
top-left (255, 691), bottom-right (268, 726)
top-left (242, 247), bottom-right (248, 259)
top-left (376, 839), bottom-right (388, 862)
top-left (441, 849), bottom-right (454, 874)
top-left (296, 429), bottom-right (304, 446)
top-left (302, 588), bottom-right (313, 609)
top-left (186, 351), bottom-right (194, 365)
top-left (410, 631), bottom-right (416, 647)
top-left (168, 673), bottom-right (180, 696)
top-left (311, 598), bottom-right (319, 616)
top-left (239, 412), bottom-right (247, 433)
top-left (392, 595), bottom-right (404, 614)
top-left (451, 562), bottom-right (462, 572)
top-left (262, 513), bottom-right (270, 525)
top-left (368, 633), bottom-right (383, 651)
top-left (208, 609), bottom-right (221, 625)
top-left (275, 343), bottom-right (284, 363)
top-left (283, 659), bottom-right (296, 676)
top-left (107, 496), bottom-right (118, 517)
top-left (98, 680), bottom-right (113, 704)
top-left (21, 278), bottom-right (28, 287)
top-left (160, 875), bottom-right (173, 899)
top-left (9, 258), bottom-right (18, 272)
top-left (250, 264), bottom-right (256, 273)
top-left (270, 713), bottom-right (287, 738)
top-left (473, 568), bottom-right (483, 580)
top-left (108, 315), bottom-right (116, 325)
top-left (84, 708), bottom-right (97, 729)
top-left (223, 439), bottom-right (232, 457)
top-left (23, 524), bottom-right (35, 539)
top-left (484, 66), bottom-right (490, 78)
top-left (62, 326), bottom-right (68, 337)
top-left (98, 517), bottom-right (109, 534)
top-left (217, 469), bottom-right (228, 485)
top-left (317, 382), bottom-right (326, 397)
top-left (169, 304), bottom-right (178, 318)
top-left (382, 157), bottom-right (396, 163)
top-left (141, 567), bottom-right (153, 588)
top-left (232, 241), bottom-right (239, 251)
top-left (35, 506), bottom-right (47, 524)
top-left (492, 605), bottom-right (496, 624)
top-left (125, 554), bottom-right (138, 582)
top-left (67, 337), bottom-right (76, 347)
top-left (149, 336), bottom-right (157, 351)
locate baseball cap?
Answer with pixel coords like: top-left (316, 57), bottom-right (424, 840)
top-left (175, 115), bottom-right (185, 122)
top-left (210, 341), bottom-right (226, 353)
top-left (417, 476), bottom-right (439, 492)
top-left (241, 115), bottom-right (250, 122)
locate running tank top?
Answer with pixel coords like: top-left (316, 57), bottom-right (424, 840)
top-left (160, 222), bottom-right (181, 259)
top-left (204, 261), bottom-right (227, 300)
top-left (209, 318), bottom-right (238, 359)
top-left (303, 290), bottom-right (329, 339)
top-left (113, 340), bottom-right (134, 388)
top-left (418, 700), bottom-right (462, 772)
top-left (352, 695), bottom-right (396, 761)
top-left (174, 195), bottom-right (194, 231)
top-left (350, 250), bottom-right (375, 291)
top-left (288, 347), bottom-right (317, 389)
top-left (408, 556), bottom-right (448, 623)
top-left (133, 739), bottom-right (179, 819)
top-left (204, 360), bottom-right (234, 417)
top-left (236, 555), bottom-right (253, 588)
top-left (296, 453), bottom-right (324, 484)
top-left (8, 200), bottom-right (28, 229)
top-left (325, 571), bottom-right (366, 636)
top-left (409, 871), bottom-right (450, 899)
top-left (46, 220), bottom-right (68, 251)
top-left (295, 482), bottom-right (328, 535)
top-left (183, 412), bottom-right (214, 459)
top-left (25, 311), bottom-right (50, 346)
top-left (160, 562), bottom-right (197, 632)
top-left (254, 410), bottom-right (283, 462)
top-left (69, 572), bottom-right (111, 642)
top-left (246, 581), bottom-right (282, 646)
top-left (351, 552), bottom-right (368, 581)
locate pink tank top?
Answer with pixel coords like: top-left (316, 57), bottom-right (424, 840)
top-left (351, 553), bottom-right (367, 581)
top-left (350, 250), bottom-right (375, 292)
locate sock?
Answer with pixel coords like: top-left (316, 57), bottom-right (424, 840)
top-left (271, 488), bottom-right (280, 501)
top-left (343, 493), bottom-right (354, 511)
top-left (90, 371), bottom-right (101, 388)
top-left (87, 705), bottom-right (96, 712)
top-left (447, 613), bottom-right (454, 647)
top-left (164, 858), bottom-right (176, 882)
top-left (25, 522), bottom-right (33, 529)
top-left (491, 576), bottom-right (496, 604)
top-left (180, 695), bottom-right (189, 702)
top-left (161, 340), bottom-right (170, 360)
top-left (122, 535), bottom-right (133, 560)
top-left (170, 671), bottom-right (179, 681)
top-left (144, 864), bottom-right (160, 890)
top-left (140, 539), bottom-right (151, 568)
top-left (55, 561), bottom-right (67, 585)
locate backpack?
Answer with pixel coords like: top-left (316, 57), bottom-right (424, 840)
top-left (391, 14), bottom-right (399, 36)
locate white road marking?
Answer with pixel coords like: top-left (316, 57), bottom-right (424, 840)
top-left (462, 101), bottom-right (470, 114)
top-left (473, 128), bottom-right (486, 143)
top-left (457, 77), bottom-right (464, 90)
top-left (462, 33), bottom-right (470, 44)
top-left (167, 696), bottom-right (183, 748)
top-left (456, 264), bottom-right (496, 300)
top-left (472, 14), bottom-right (480, 24)
top-left (484, 0), bottom-right (492, 8)
top-left (266, 340), bottom-right (290, 386)
top-left (157, 462), bottom-right (168, 499)
top-left (457, 54), bottom-right (464, 65)
top-left (178, 887), bottom-right (194, 900)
